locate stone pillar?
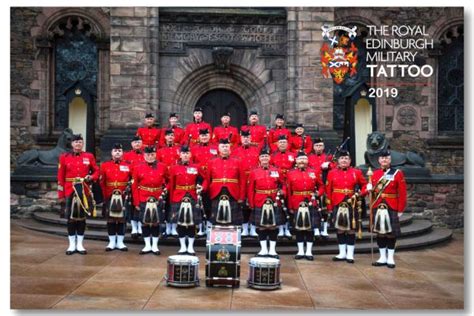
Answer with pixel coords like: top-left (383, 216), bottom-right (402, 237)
top-left (287, 8), bottom-right (334, 131)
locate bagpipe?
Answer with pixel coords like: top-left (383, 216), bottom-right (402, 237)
top-left (69, 176), bottom-right (97, 220)
top-left (330, 137), bottom-right (351, 163)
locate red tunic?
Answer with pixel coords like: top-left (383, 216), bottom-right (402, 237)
top-left (268, 127), bottom-right (292, 152)
top-left (207, 156), bottom-right (246, 201)
top-left (123, 150), bottom-right (144, 174)
top-left (370, 168), bottom-right (407, 212)
top-left (99, 160), bottom-right (131, 200)
top-left (233, 145), bottom-right (260, 182)
top-left (168, 162), bottom-right (208, 203)
top-left (184, 121), bottom-right (213, 146)
top-left (136, 127), bottom-right (161, 148)
top-left (290, 134), bottom-right (313, 154)
top-left (271, 150), bottom-right (295, 181)
top-left (211, 125), bottom-right (240, 147)
top-left (156, 144), bottom-right (180, 171)
top-left (325, 167), bottom-right (368, 212)
top-left (131, 162), bottom-right (168, 207)
top-left (308, 152), bottom-right (335, 171)
top-left (158, 125), bottom-right (185, 147)
top-left (247, 166), bottom-right (285, 209)
top-left (190, 143), bottom-right (218, 177)
top-left (286, 167), bottom-right (325, 212)
top-left (57, 152), bottom-right (99, 199)
top-left (241, 124), bottom-right (267, 148)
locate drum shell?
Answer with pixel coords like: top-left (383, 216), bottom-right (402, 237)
top-left (166, 256), bottom-right (200, 288)
top-left (247, 258), bottom-right (281, 290)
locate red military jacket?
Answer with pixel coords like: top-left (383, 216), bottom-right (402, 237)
top-left (370, 168), bottom-right (407, 212)
top-left (132, 161), bottom-right (168, 207)
top-left (168, 162), bottom-right (208, 203)
top-left (211, 125), bottom-right (240, 147)
top-left (268, 127), bottom-right (292, 152)
top-left (191, 143), bottom-right (218, 177)
top-left (290, 134), bottom-right (313, 154)
top-left (241, 124), bottom-right (267, 148)
top-left (286, 167), bottom-right (324, 212)
top-left (184, 121), bottom-right (213, 146)
top-left (325, 167), bottom-right (368, 212)
top-left (308, 152), bottom-right (335, 171)
top-left (123, 149), bottom-right (144, 174)
top-left (233, 145), bottom-right (260, 183)
top-left (136, 126), bottom-right (161, 148)
top-left (159, 125), bottom-right (185, 147)
top-left (207, 156), bottom-right (246, 201)
top-left (271, 150), bottom-right (295, 181)
top-left (247, 166), bottom-right (286, 209)
top-left (57, 151), bottom-right (99, 199)
top-left (156, 144), bottom-right (180, 171)
top-left (99, 159), bottom-right (131, 200)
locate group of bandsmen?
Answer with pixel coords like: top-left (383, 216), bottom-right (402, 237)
top-left (57, 107), bottom-right (407, 268)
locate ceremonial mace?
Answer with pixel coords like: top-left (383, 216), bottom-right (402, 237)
top-left (367, 167), bottom-right (374, 264)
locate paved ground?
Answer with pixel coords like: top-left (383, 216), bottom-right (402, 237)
top-left (10, 224), bottom-right (464, 310)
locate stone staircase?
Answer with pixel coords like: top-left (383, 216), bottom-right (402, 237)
top-left (12, 210), bottom-right (452, 254)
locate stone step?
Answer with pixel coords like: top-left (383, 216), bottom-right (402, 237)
top-left (12, 218), bottom-right (451, 254)
top-left (32, 211), bottom-right (415, 231)
top-left (30, 211), bottom-right (429, 242)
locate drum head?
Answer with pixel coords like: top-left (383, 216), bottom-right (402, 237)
top-left (168, 255), bottom-right (199, 263)
top-left (250, 257), bottom-right (280, 265)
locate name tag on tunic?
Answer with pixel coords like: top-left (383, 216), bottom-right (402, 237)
top-left (187, 167), bottom-right (198, 174)
top-left (120, 165), bottom-right (129, 172)
top-left (210, 149), bottom-right (217, 155)
top-left (384, 175), bottom-right (394, 181)
top-left (309, 172), bottom-right (316, 179)
top-left (270, 171), bottom-right (279, 178)
top-left (83, 158), bottom-right (90, 165)
top-left (288, 156), bottom-right (294, 162)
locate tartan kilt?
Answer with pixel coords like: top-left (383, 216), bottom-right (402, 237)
top-left (293, 205), bottom-right (321, 231)
top-left (169, 200), bottom-right (203, 225)
top-left (251, 205), bottom-right (285, 228)
top-left (139, 201), bottom-right (165, 225)
top-left (371, 206), bottom-right (402, 237)
top-left (333, 203), bottom-right (361, 231)
top-left (211, 196), bottom-right (242, 225)
top-left (65, 192), bottom-right (92, 221)
top-left (102, 198), bottom-right (127, 222)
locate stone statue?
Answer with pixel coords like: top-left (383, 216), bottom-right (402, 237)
top-left (16, 128), bottom-right (73, 167)
top-left (364, 131), bottom-right (426, 170)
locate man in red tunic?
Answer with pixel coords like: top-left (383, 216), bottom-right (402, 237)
top-left (268, 114), bottom-right (292, 153)
top-left (168, 145), bottom-right (208, 255)
top-left (287, 151), bottom-right (325, 260)
top-left (232, 129), bottom-right (259, 237)
top-left (247, 145), bottom-right (286, 258)
top-left (207, 138), bottom-right (246, 226)
top-left (271, 135), bottom-right (295, 239)
top-left (212, 112), bottom-right (239, 148)
top-left (241, 111), bottom-right (266, 148)
top-left (308, 137), bottom-right (334, 239)
top-left (123, 135), bottom-right (144, 239)
top-left (370, 149), bottom-right (406, 269)
top-left (184, 106), bottom-right (212, 146)
top-left (290, 123), bottom-right (313, 154)
top-left (99, 143), bottom-right (131, 251)
top-left (57, 134), bottom-right (99, 255)
top-left (159, 113), bottom-right (185, 147)
top-left (326, 150), bottom-right (369, 263)
top-left (132, 146), bottom-right (168, 255)
top-left (136, 113), bottom-right (161, 149)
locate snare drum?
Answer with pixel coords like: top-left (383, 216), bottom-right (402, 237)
top-left (166, 255), bottom-right (200, 287)
top-left (247, 257), bottom-right (281, 290)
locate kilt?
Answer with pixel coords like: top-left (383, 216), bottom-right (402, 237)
top-left (372, 206), bottom-right (402, 237)
top-left (139, 201), bottom-right (165, 225)
top-left (251, 205), bottom-right (285, 228)
top-left (293, 205), bottom-right (320, 231)
top-left (333, 203), bottom-right (360, 231)
top-left (169, 200), bottom-right (203, 225)
top-left (65, 191), bottom-right (93, 221)
top-left (102, 198), bottom-right (127, 222)
top-left (211, 196), bottom-right (242, 225)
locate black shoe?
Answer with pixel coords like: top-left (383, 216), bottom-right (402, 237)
top-left (77, 250), bottom-right (87, 255)
top-left (305, 255), bottom-right (314, 261)
top-left (138, 233), bottom-right (142, 239)
top-left (187, 251), bottom-right (196, 256)
top-left (294, 255), bottom-right (305, 260)
top-left (372, 262), bottom-right (387, 267)
top-left (152, 250), bottom-right (161, 256)
top-left (140, 250), bottom-right (152, 255)
top-left (268, 254), bottom-right (279, 259)
top-left (256, 253), bottom-right (267, 257)
top-left (387, 263), bottom-right (396, 269)
top-left (178, 250), bottom-right (187, 255)
top-left (131, 233), bottom-right (138, 240)
top-left (65, 250), bottom-right (75, 255)
top-left (332, 256), bottom-right (346, 262)
top-left (105, 247), bottom-right (114, 252)
top-left (346, 259), bottom-right (354, 264)
top-left (314, 235), bottom-right (321, 241)
top-left (321, 235), bottom-right (329, 241)
top-left (118, 247), bottom-right (128, 252)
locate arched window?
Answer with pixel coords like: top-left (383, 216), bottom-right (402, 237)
top-left (437, 25), bottom-right (463, 133)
